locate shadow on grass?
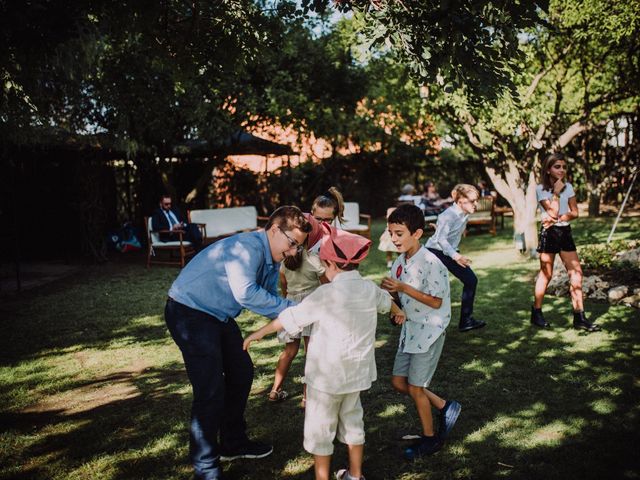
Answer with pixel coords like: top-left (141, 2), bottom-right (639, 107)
top-left (1, 217), bottom-right (638, 479)
top-left (244, 261), bottom-right (639, 479)
top-left (1, 363), bottom-right (193, 480)
top-left (0, 263), bottom-right (176, 361)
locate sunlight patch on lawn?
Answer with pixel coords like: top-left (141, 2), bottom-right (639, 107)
top-left (467, 410), bottom-right (584, 450)
top-left (590, 397), bottom-right (617, 415)
top-left (67, 454), bottom-right (119, 480)
top-left (377, 403), bottom-right (406, 418)
top-left (281, 454), bottom-right (314, 476)
top-left (526, 419), bottom-right (584, 447)
top-left (461, 358), bottom-right (493, 378)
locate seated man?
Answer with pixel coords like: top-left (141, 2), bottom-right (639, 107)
top-left (151, 194), bottom-right (202, 249)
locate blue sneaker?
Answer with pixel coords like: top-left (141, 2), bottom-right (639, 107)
top-left (439, 400), bottom-right (461, 440)
top-left (404, 435), bottom-right (441, 460)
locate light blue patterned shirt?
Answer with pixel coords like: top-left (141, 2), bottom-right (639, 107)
top-left (168, 230), bottom-right (294, 321)
top-left (425, 203), bottom-right (468, 258)
top-left (391, 246), bottom-right (451, 353)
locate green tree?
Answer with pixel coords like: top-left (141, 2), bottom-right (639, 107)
top-left (429, 0), bottom-right (640, 256)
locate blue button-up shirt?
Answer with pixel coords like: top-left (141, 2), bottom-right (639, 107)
top-left (425, 203), bottom-right (468, 258)
top-left (168, 230), bottom-right (293, 321)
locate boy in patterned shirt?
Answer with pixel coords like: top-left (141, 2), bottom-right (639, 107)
top-left (381, 204), bottom-right (461, 459)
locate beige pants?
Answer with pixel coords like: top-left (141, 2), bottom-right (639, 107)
top-left (303, 385), bottom-right (365, 456)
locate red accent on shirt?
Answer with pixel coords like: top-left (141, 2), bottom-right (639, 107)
top-left (395, 264), bottom-right (403, 279)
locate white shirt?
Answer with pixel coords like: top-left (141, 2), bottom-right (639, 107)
top-left (163, 209), bottom-right (180, 228)
top-left (391, 246), bottom-right (451, 353)
top-left (536, 183), bottom-right (575, 227)
top-left (425, 203), bottom-right (468, 258)
top-left (278, 270), bottom-right (392, 395)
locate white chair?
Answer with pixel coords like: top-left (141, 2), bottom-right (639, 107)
top-left (188, 206), bottom-right (267, 245)
top-left (145, 217), bottom-right (196, 268)
top-left (342, 202), bottom-right (372, 239)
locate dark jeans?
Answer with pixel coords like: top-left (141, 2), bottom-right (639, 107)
top-left (165, 298), bottom-right (253, 479)
top-left (428, 248), bottom-right (478, 324)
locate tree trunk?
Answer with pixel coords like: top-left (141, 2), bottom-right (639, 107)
top-left (588, 191), bottom-right (600, 217)
top-left (486, 160), bottom-right (539, 258)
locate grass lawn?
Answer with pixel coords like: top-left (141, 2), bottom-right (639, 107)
top-left (1, 217), bottom-right (639, 480)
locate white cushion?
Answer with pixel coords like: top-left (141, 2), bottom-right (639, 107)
top-left (344, 225), bottom-right (369, 232)
top-left (190, 206), bottom-right (258, 239)
top-left (148, 218), bottom-right (192, 246)
top-left (343, 202), bottom-right (367, 230)
top-left (469, 212), bottom-right (492, 221)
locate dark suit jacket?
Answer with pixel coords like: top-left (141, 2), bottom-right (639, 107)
top-left (151, 208), bottom-right (187, 242)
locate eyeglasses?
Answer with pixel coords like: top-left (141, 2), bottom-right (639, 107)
top-left (313, 216), bottom-right (334, 223)
top-left (279, 227), bottom-right (304, 253)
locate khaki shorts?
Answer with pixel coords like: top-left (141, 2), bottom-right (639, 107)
top-left (392, 333), bottom-right (445, 388)
top-left (303, 385), bottom-right (365, 456)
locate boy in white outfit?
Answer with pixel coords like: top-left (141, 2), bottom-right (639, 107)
top-left (244, 225), bottom-right (406, 480)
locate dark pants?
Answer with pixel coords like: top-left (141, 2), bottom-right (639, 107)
top-left (162, 223), bottom-right (203, 248)
top-left (428, 248), bottom-right (478, 324)
top-left (165, 298), bottom-right (253, 479)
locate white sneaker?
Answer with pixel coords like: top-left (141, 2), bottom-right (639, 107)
top-left (335, 469), bottom-right (365, 480)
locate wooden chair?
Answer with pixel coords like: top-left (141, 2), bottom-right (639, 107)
top-left (342, 202), bottom-right (372, 239)
top-left (467, 196), bottom-right (497, 235)
top-left (145, 216), bottom-right (197, 268)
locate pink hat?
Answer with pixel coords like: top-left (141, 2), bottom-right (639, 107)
top-left (319, 224), bottom-right (371, 264)
top-left (303, 213), bottom-right (324, 249)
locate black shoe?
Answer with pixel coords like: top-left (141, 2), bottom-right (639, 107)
top-left (438, 400), bottom-right (461, 440)
top-left (573, 311), bottom-right (601, 332)
top-left (219, 440), bottom-right (273, 462)
top-left (404, 435), bottom-right (442, 460)
top-left (530, 306), bottom-right (550, 328)
top-left (458, 317), bottom-right (486, 332)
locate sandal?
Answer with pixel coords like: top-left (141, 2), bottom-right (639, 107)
top-left (267, 390), bottom-right (288, 402)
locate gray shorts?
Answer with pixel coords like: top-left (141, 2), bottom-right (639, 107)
top-left (392, 333), bottom-right (445, 388)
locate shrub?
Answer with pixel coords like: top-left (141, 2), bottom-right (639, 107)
top-left (579, 239), bottom-right (639, 270)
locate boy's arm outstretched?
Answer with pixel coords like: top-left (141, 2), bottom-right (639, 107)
top-left (243, 318), bottom-right (284, 350)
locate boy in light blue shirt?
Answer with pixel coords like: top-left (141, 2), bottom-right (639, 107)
top-left (382, 204), bottom-right (461, 460)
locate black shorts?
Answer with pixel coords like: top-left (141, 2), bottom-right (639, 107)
top-left (537, 225), bottom-right (577, 254)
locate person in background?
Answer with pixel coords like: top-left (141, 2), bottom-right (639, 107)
top-left (530, 152), bottom-right (601, 332)
top-left (477, 180), bottom-right (492, 197)
top-left (151, 194), bottom-right (202, 249)
top-left (311, 187), bottom-right (346, 229)
top-left (425, 184), bottom-right (487, 333)
top-left (420, 182), bottom-right (452, 215)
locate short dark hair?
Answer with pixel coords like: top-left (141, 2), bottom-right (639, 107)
top-left (388, 204), bottom-right (425, 234)
top-left (265, 206), bottom-right (312, 234)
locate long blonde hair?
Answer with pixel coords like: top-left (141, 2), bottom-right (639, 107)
top-left (451, 184), bottom-right (479, 202)
top-left (311, 186), bottom-right (345, 224)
